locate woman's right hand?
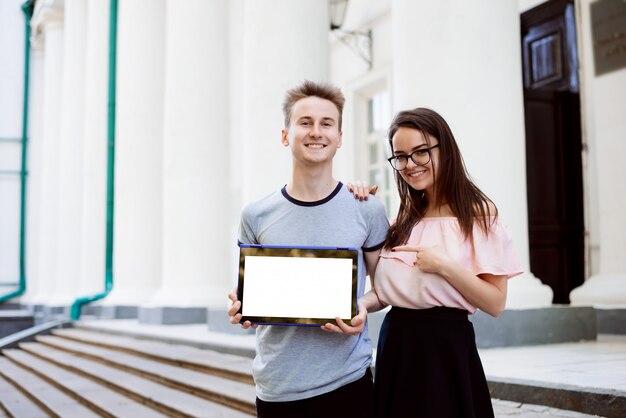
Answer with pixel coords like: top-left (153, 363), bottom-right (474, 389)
top-left (347, 180), bottom-right (378, 201)
top-left (392, 245), bottom-right (454, 276)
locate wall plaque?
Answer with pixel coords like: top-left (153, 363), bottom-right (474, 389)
top-left (591, 0), bottom-right (626, 75)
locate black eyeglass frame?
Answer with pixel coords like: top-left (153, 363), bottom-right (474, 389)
top-left (387, 144), bottom-right (439, 171)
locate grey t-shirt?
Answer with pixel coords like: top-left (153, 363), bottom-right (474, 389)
top-left (238, 182), bottom-right (389, 402)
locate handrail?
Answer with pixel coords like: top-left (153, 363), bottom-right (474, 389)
top-left (0, 0), bottom-right (34, 304)
top-left (70, 0), bottom-right (118, 319)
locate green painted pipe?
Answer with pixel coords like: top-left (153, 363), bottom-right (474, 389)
top-left (70, 0), bottom-right (118, 320)
top-left (0, 0), bottom-right (34, 304)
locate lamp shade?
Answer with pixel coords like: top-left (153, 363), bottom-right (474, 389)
top-left (329, 0), bottom-right (349, 30)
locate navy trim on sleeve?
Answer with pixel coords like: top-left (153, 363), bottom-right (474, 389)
top-left (281, 182), bottom-right (343, 207)
top-left (363, 240), bottom-right (386, 252)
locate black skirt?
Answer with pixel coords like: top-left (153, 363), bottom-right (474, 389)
top-left (374, 307), bottom-right (494, 418)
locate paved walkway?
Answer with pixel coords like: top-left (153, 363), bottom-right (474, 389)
top-left (78, 320), bottom-right (625, 417)
top-left (481, 334), bottom-right (626, 417)
top-left (492, 399), bottom-right (600, 417)
top-left (480, 334), bottom-right (626, 393)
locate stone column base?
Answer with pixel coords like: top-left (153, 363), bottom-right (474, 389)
top-left (97, 305), bottom-right (138, 319)
top-left (470, 306), bottom-right (597, 348)
top-left (207, 307), bottom-right (254, 335)
top-left (138, 306), bottom-right (207, 325)
top-left (570, 274), bottom-right (626, 305)
top-left (570, 274), bottom-right (626, 334)
top-left (506, 273), bottom-right (554, 309)
top-left (595, 309), bottom-right (626, 334)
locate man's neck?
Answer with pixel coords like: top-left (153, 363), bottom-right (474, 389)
top-left (286, 165), bottom-right (337, 202)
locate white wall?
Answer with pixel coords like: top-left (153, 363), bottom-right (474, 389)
top-left (578, 0), bottom-right (626, 275)
top-left (518, 0), bottom-right (547, 13)
top-left (0, 0), bottom-right (26, 284)
top-left (330, 1), bottom-right (393, 186)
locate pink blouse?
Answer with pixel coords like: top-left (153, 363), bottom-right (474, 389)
top-left (375, 217), bottom-right (523, 313)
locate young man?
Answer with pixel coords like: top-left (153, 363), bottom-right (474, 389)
top-left (228, 80), bottom-right (389, 418)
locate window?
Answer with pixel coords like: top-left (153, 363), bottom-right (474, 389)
top-left (364, 90), bottom-right (397, 217)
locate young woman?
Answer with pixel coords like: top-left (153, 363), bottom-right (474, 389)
top-left (354, 108), bottom-right (522, 418)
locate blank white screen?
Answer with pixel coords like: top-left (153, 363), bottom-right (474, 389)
top-left (242, 256), bottom-right (354, 319)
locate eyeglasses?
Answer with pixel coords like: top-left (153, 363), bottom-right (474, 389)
top-left (387, 144), bottom-right (439, 171)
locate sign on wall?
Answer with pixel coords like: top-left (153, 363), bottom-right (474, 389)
top-left (591, 0), bottom-right (626, 76)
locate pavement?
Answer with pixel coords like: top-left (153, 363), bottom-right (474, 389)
top-left (77, 319), bottom-right (625, 418)
top-left (491, 399), bottom-right (600, 417)
top-left (480, 335), bottom-right (626, 417)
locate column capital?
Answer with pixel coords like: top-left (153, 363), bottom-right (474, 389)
top-left (31, 0), bottom-right (64, 43)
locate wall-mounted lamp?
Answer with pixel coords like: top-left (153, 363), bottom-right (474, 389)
top-left (329, 0), bottom-right (372, 69)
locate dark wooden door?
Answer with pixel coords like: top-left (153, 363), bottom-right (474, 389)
top-left (521, 0), bottom-right (584, 303)
top-left (523, 89), bottom-right (584, 303)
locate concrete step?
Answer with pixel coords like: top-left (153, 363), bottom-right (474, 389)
top-left (0, 356), bottom-right (99, 418)
top-left (0, 373), bottom-right (49, 418)
top-left (17, 342), bottom-right (252, 417)
top-left (2, 349), bottom-right (167, 418)
top-left (51, 327), bottom-right (253, 384)
top-left (34, 335), bottom-right (256, 414)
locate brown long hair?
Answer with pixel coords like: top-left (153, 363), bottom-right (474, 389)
top-left (384, 108), bottom-right (496, 249)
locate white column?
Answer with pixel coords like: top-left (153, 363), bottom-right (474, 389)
top-left (143, 0), bottom-right (230, 318)
top-left (210, 0), bottom-right (331, 326)
top-left (28, 0), bottom-right (64, 306)
top-left (230, 0), bottom-right (330, 311)
top-left (101, 0), bottom-right (165, 315)
top-left (227, 0), bottom-right (246, 308)
top-left (569, 0), bottom-right (626, 307)
top-left (241, 0), bottom-right (330, 203)
top-left (391, 0), bottom-right (552, 308)
top-left (46, 0), bottom-right (87, 307)
top-left (78, 0), bottom-right (109, 298)
top-left (21, 44), bottom-right (44, 304)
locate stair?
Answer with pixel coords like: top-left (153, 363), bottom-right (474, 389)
top-left (50, 328), bottom-right (253, 384)
top-left (0, 373), bottom-right (48, 418)
top-left (0, 356), bottom-right (99, 417)
top-left (2, 349), bottom-right (167, 418)
top-left (0, 328), bottom-right (256, 417)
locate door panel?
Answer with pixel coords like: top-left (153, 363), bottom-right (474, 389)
top-left (523, 89), bottom-right (584, 303)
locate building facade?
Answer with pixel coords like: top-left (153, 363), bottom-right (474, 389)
top-left (0, 0), bottom-right (624, 332)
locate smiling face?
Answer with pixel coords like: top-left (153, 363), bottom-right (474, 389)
top-left (391, 127), bottom-right (439, 197)
top-left (281, 96), bottom-right (343, 168)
